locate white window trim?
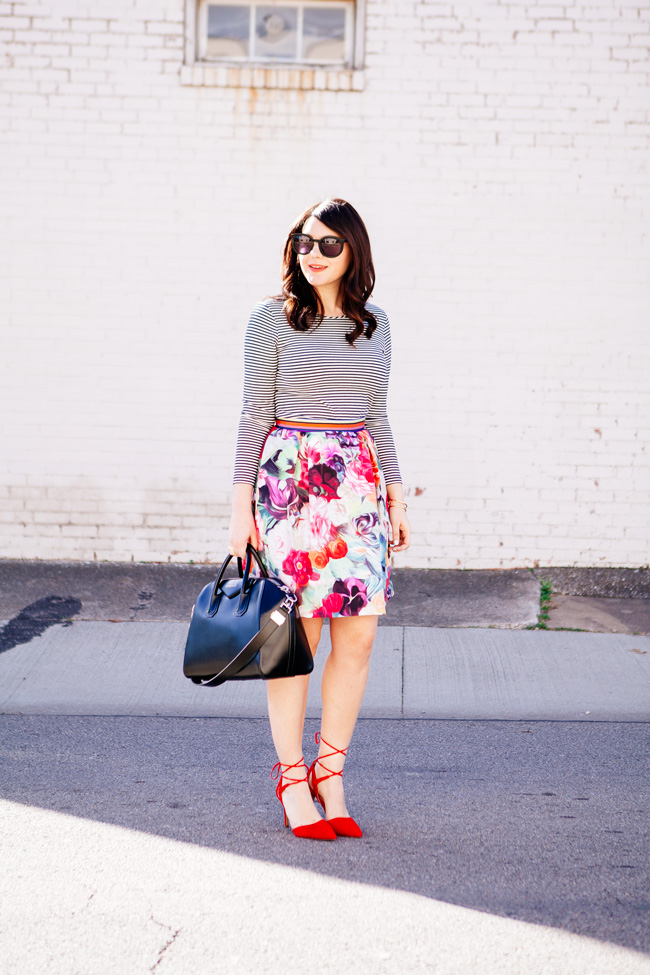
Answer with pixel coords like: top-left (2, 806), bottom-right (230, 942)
top-left (181, 0), bottom-right (366, 90)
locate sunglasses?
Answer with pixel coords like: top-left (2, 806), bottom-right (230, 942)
top-left (291, 233), bottom-right (347, 259)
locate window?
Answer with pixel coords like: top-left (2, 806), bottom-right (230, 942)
top-left (202, 3), bottom-right (353, 65)
top-left (182, 0), bottom-right (366, 90)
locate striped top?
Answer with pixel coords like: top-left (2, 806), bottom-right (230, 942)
top-left (233, 297), bottom-right (402, 485)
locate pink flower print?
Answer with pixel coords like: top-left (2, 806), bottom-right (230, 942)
top-left (313, 592), bottom-right (345, 617)
top-left (306, 440), bottom-right (322, 466)
top-left (310, 495), bottom-right (350, 528)
top-left (282, 549), bottom-right (319, 588)
top-left (344, 453), bottom-right (375, 494)
top-left (308, 502), bottom-right (339, 549)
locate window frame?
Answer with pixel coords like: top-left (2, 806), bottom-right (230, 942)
top-left (182, 0), bottom-right (366, 90)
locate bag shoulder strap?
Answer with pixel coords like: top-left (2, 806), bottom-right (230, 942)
top-left (195, 605), bottom-right (290, 687)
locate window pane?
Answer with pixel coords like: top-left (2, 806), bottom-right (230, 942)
top-left (255, 6), bottom-right (297, 60)
top-left (207, 5), bottom-right (249, 58)
top-left (302, 7), bottom-right (345, 61)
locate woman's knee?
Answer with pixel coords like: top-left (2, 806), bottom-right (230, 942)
top-left (330, 643), bottom-right (373, 673)
top-left (329, 618), bottom-right (378, 669)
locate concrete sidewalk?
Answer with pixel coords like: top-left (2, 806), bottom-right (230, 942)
top-left (1, 619), bottom-right (649, 721)
top-left (0, 559), bottom-right (648, 721)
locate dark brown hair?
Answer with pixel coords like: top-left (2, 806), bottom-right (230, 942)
top-left (275, 198), bottom-right (377, 346)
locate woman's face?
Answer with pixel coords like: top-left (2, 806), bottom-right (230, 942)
top-left (296, 215), bottom-right (352, 294)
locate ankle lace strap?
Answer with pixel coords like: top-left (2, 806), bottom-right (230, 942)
top-left (271, 756), bottom-right (308, 801)
top-left (313, 731), bottom-right (349, 779)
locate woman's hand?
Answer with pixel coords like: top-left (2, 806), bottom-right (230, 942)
top-left (388, 508), bottom-right (411, 554)
top-left (229, 484), bottom-right (262, 559)
top-left (228, 509), bottom-right (261, 560)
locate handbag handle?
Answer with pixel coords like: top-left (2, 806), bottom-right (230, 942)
top-left (209, 543), bottom-right (268, 614)
top-left (243, 543), bottom-right (268, 582)
top-left (237, 544), bottom-right (268, 614)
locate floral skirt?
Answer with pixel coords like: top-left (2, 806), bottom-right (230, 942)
top-left (252, 420), bottom-right (394, 618)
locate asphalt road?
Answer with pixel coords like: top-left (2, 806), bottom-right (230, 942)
top-left (1, 715), bottom-right (649, 974)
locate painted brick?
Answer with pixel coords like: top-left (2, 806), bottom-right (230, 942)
top-left (0, 0), bottom-right (647, 568)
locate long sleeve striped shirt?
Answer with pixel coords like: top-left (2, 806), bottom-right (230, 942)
top-left (233, 297), bottom-right (402, 485)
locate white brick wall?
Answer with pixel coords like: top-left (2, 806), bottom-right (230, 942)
top-left (1, 0), bottom-right (648, 568)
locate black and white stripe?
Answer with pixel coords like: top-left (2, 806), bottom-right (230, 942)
top-left (233, 297), bottom-right (402, 485)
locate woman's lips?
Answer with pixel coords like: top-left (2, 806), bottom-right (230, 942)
top-left (308, 264), bottom-right (327, 271)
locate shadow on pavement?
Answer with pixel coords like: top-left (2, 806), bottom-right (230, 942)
top-left (0, 596), bottom-right (82, 654)
top-left (1, 715), bottom-right (648, 955)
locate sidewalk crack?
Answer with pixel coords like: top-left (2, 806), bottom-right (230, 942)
top-left (150, 917), bottom-right (181, 971)
top-left (401, 626), bottom-right (405, 717)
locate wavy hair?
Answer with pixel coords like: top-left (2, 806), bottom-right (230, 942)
top-left (275, 198), bottom-right (377, 346)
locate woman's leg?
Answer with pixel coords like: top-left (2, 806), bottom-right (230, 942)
top-left (315, 615), bottom-right (379, 819)
top-left (266, 615), bottom-right (325, 827)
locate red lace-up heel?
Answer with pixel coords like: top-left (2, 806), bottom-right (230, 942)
top-left (307, 733), bottom-right (363, 838)
top-left (271, 756), bottom-right (337, 841)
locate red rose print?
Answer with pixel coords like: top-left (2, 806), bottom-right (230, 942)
top-left (326, 537), bottom-right (348, 559)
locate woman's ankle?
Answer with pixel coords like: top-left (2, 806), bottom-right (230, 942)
top-left (313, 763), bottom-right (348, 808)
top-left (281, 779), bottom-right (323, 826)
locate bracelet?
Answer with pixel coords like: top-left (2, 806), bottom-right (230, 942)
top-left (387, 499), bottom-right (408, 510)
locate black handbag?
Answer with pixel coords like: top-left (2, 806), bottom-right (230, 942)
top-left (182, 543), bottom-right (314, 687)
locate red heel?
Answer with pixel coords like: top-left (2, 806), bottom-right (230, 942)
top-left (307, 733), bottom-right (363, 838)
top-left (271, 757), bottom-right (337, 841)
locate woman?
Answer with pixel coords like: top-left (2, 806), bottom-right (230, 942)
top-left (228, 198), bottom-right (411, 840)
